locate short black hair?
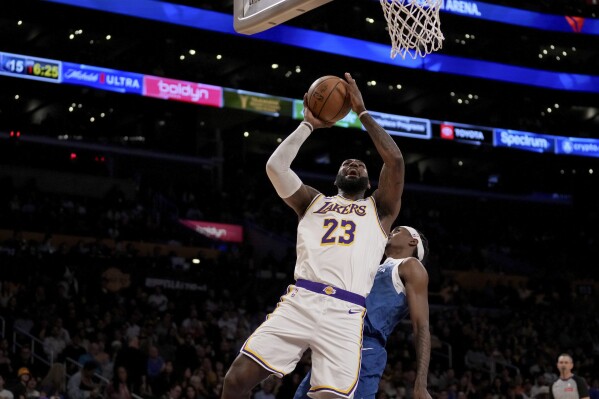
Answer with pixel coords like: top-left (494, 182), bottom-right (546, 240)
top-left (83, 360), bottom-right (99, 371)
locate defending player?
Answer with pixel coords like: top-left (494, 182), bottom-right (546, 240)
top-left (222, 72), bottom-right (404, 399)
top-left (294, 226), bottom-right (432, 399)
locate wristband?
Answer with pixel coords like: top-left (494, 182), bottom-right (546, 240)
top-left (358, 110), bottom-right (369, 119)
top-left (301, 121), bottom-right (314, 132)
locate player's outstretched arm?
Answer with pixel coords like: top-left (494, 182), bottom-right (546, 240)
top-left (344, 72), bottom-right (404, 233)
top-left (265, 95), bottom-right (333, 217)
top-left (399, 258), bottom-right (432, 399)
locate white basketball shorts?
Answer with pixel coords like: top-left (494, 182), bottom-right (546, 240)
top-left (241, 283), bottom-right (366, 399)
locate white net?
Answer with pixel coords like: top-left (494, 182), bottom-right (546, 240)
top-left (380, 0), bottom-right (444, 59)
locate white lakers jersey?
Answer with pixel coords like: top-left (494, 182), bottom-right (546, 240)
top-left (295, 194), bottom-right (388, 297)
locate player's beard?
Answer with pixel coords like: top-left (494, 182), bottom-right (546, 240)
top-left (335, 174), bottom-right (369, 195)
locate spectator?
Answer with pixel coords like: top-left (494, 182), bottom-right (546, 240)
top-left (53, 320), bottom-right (71, 345)
top-left (42, 327), bottom-right (68, 361)
top-left (105, 367), bottom-right (132, 399)
top-left (147, 346), bottom-right (165, 381)
top-left (148, 288), bottom-right (168, 313)
top-left (39, 364), bottom-right (65, 399)
top-left (24, 378), bottom-right (39, 399)
top-left (155, 313), bottom-right (177, 343)
top-left (536, 387), bottom-right (550, 399)
top-left (0, 350), bottom-right (12, 378)
top-left (174, 335), bottom-right (197, 375)
top-left (113, 337), bottom-right (146, 393)
top-left (183, 385), bottom-right (197, 399)
top-left (62, 336), bottom-right (86, 373)
top-left (161, 384), bottom-right (182, 399)
top-left (188, 374), bottom-right (209, 399)
top-left (254, 377), bottom-right (277, 399)
top-left (66, 361), bottom-right (101, 399)
top-left (0, 375), bottom-right (14, 399)
top-left (151, 361), bottom-right (176, 398)
top-left (13, 311), bottom-right (34, 336)
top-left (198, 359), bottom-right (217, 394)
top-left (10, 368), bottom-right (32, 399)
top-left (275, 373), bottom-right (302, 399)
top-left (531, 376), bottom-right (548, 399)
top-left (11, 349), bottom-right (39, 379)
top-left (77, 343), bottom-right (103, 374)
top-left (181, 310), bottom-right (202, 339)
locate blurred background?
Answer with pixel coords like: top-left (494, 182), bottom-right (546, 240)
top-left (0, 1), bottom-right (598, 399)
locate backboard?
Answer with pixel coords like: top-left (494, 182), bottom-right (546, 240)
top-left (234, 0), bottom-right (333, 35)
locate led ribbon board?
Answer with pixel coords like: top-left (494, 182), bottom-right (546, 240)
top-left (439, 0), bottom-right (599, 35)
top-left (43, 0), bottom-right (599, 94)
top-left (2, 49), bottom-right (599, 159)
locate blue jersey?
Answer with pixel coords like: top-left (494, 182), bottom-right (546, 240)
top-left (294, 257), bottom-right (409, 399)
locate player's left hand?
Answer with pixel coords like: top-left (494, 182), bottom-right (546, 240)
top-left (344, 72), bottom-right (367, 115)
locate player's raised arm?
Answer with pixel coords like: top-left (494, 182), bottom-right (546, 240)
top-left (399, 258), bottom-right (432, 399)
top-left (265, 94), bottom-right (333, 217)
top-left (344, 72), bottom-right (404, 233)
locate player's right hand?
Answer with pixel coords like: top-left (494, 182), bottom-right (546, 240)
top-left (303, 94), bottom-right (335, 130)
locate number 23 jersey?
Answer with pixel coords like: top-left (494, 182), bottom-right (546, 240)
top-left (295, 194), bottom-right (388, 297)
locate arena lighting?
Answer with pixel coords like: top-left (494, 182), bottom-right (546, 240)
top-left (41, 0), bottom-right (599, 93)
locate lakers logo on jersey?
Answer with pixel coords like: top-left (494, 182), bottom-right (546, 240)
top-left (323, 286), bottom-right (337, 295)
top-left (313, 201), bottom-right (367, 216)
top-left (296, 195), bottom-right (387, 297)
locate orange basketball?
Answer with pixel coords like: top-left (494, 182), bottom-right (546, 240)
top-left (306, 75), bottom-right (352, 123)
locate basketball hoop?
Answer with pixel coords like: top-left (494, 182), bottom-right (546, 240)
top-left (379, 0), bottom-right (444, 59)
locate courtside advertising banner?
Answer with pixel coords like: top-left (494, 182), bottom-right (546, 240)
top-left (555, 137), bottom-right (599, 158)
top-left (436, 122), bottom-right (493, 146)
top-left (62, 62), bottom-right (144, 94)
top-left (223, 89), bottom-right (294, 117)
top-left (143, 76), bottom-right (223, 107)
top-left (493, 129), bottom-right (556, 153)
top-left (367, 112), bottom-right (431, 140)
top-left (292, 100), bottom-right (362, 129)
top-left (180, 219), bottom-right (243, 242)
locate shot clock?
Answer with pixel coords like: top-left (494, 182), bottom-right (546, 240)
top-left (0, 52), bottom-right (62, 83)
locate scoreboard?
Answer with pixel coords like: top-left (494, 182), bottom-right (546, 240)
top-left (0, 52), bottom-right (61, 83)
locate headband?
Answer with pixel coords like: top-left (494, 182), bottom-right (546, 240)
top-left (400, 226), bottom-right (424, 261)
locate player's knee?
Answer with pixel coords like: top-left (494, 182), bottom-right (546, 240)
top-left (223, 366), bottom-right (249, 393)
top-left (223, 356), bottom-right (267, 395)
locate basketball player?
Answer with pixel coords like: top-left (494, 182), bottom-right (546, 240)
top-left (294, 225), bottom-right (432, 399)
top-left (550, 354), bottom-right (589, 399)
top-left (221, 72), bottom-right (405, 399)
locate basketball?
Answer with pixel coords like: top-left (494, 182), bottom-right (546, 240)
top-left (306, 75), bottom-right (352, 123)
